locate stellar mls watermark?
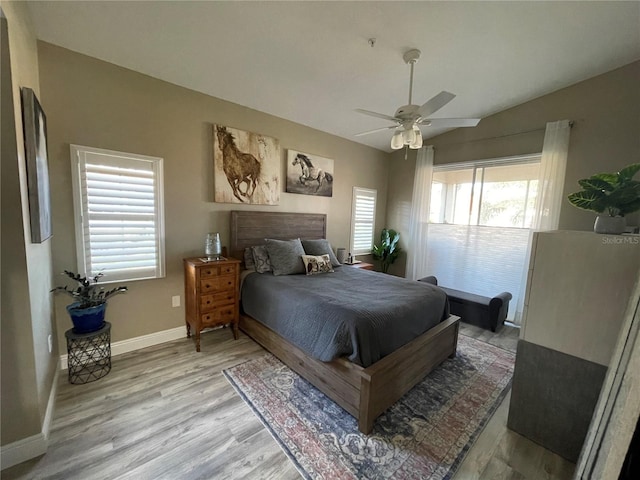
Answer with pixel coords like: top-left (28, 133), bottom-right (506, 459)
top-left (602, 236), bottom-right (639, 245)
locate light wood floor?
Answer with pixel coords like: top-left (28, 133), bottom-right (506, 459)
top-left (2, 323), bottom-right (575, 480)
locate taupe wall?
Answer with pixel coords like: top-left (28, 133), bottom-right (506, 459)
top-left (37, 42), bottom-right (390, 351)
top-left (387, 61), bottom-right (640, 276)
top-left (0, 1), bottom-right (58, 448)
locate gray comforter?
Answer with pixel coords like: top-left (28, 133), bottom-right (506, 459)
top-left (241, 267), bottom-right (449, 367)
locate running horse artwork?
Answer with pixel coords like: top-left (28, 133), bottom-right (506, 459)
top-left (286, 150), bottom-right (334, 197)
top-left (213, 125), bottom-right (280, 205)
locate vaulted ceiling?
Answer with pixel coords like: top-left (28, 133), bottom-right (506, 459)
top-left (27, 1), bottom-right (640, 152)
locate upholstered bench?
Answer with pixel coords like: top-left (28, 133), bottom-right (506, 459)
top-left (418, 276), bottom-right (512, 332)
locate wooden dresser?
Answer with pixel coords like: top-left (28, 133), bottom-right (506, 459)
top-left (183, 257), bottom-right (241, 352)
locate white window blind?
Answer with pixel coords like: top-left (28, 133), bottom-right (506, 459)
top-left (425, 154), bottom-right (541, 321)
top-left (71, 145), bottom-right (165, 283)
top-left (351, 187), bottom-right (377, 255)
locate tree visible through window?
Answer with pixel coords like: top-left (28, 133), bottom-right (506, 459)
top-left (430, 161), bottom-right (540, 228)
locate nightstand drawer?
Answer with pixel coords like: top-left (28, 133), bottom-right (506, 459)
top-left (200, 264), bottom-right (237, 278)
top-left (200, 275), bottom-right (235, 293)
top-left (200, 291), bottom-right (235, 311)
top-left (201, 305), bottom-right (235, 326)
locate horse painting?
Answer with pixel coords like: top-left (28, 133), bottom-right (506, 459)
top-left (213, 125), bottom-right (280, 205)
top-left (287, 151), bottom-right (334, 197)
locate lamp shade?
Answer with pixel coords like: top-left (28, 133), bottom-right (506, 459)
top-left (402, 128), bottom-right (416, 145)
top-left (390, 130), bottom-right (404, 150)
top-left (409, 125), bottom-right (423, 149)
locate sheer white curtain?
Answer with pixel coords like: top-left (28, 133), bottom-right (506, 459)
top-left (515, 119), bottom-right (571, 325)
top-left (406, 146), bottom-right (434, 280)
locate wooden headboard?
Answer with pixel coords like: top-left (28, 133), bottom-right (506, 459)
top-left (229, 211), bottom-right (327, 261)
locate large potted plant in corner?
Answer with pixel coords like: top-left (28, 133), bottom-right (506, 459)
top-left (52, 271), bottom-right (127, 333)
top-left (567, 163), bottom-right (640, 234)
top-left (372, 228), bottom-right (402, 274)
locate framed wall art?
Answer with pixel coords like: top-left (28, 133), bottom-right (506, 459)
top-left (286, 150), bottom-right (334, 197)
top-left (213, 124), bottom-right (280, 205)
top-left (21, 87), bottom-right (52, 243)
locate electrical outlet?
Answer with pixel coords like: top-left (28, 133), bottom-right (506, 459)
top-left (48, 334), bottom-right (53, 353)
top-left (172, 295), bottom-right (181, 308)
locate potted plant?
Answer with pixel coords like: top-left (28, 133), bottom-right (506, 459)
top-left (52, 271), bottom-right (127, 333)
top-left (372, 228), bottom-right (402, 273)
top-left (567, 163), bottom-right (640, 234)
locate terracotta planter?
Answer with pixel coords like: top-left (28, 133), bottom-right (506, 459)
top-left (594, 215), bottom-right (626, 235)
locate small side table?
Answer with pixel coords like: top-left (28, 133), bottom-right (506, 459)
top-left (65, 322), bottom-right (112, 384)
top-left (345, 262), bottom-right (374, 271)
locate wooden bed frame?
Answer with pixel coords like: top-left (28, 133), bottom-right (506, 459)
top-left (230, 210), bottom-right (460, 434)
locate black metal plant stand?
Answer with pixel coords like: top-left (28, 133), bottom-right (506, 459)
top-left (65, 322), bottom-right (112, 384)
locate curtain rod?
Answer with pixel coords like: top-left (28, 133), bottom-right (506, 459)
top-left (433, 121), bottom-right (574, 148)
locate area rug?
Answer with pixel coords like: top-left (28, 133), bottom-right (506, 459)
top-left (223, 334), bottom-right (515, 480)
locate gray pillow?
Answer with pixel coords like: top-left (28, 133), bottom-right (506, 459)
top-left (301, 239), bottom-right (341, 267)
top-left (264, 238), bottom-right (305, 276)
top-left (244, 247), bottom-right (256, 271)
top-left (251, 245), bottom-right (272, 273)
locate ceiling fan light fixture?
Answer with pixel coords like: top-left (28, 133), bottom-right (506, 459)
top-left (401, 128), bottom-right (416, 145)
top-left (390, 130), bottom-right (404, 150)
top-left (409, 125), bottom-right (423, 149)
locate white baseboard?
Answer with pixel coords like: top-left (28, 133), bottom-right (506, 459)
top-left (1, 361), bottom-right (60, 470)
top-left (0, 433), bottom-right (46, 470)
top-left (60, 326), bottom-right (185, 370)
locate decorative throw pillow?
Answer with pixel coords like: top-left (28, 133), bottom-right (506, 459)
top-left (301, 239), bottom-right (341, 267)
top-left (244, 247), bottom-right (256, 271)
top-left (264, 238), bottom-right (305, 276)
top-left (251, 245), bottom-right (272, 273)
top-left (301, 254), bottom-right (334, 275)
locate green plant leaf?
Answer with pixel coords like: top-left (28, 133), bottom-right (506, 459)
top-left (567, 191), bottom-right (606, 212)
top-left (591, 173), bottom-right (620, 185)
top-left (619, 197), bottom-right (640, 216)
top-left (618, 163), bottom-right (640, 181)
top-left (608, 187), bottom-right (639, 205)
top-left (578, 178), bottom-right (615, 191)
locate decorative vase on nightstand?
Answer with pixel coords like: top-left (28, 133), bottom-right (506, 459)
top-left (205, 232), bottom-right (222, 260)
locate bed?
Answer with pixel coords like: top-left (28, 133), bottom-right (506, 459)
top-left (230, 210), bottom-right (460, 434)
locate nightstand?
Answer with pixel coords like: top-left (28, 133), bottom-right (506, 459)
top-left (183, 257), bottom-right (241, 352)
top-left (345, 262), bottom-right (374, 271)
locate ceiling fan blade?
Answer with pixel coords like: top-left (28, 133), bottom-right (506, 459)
top-left (355, 108), bottom-right (399, 122)
top-left (417, 91), bottom-right (456, 118)
top-left (420, 118), bottom-right (481, 128)
top-left (354, 125), bottom-right (397, 137)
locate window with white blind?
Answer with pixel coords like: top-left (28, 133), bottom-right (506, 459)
top-left (70, 145), bottom-right (165, 283)
top-left (426, 154), bottom-right (541, 321)
top-left (350, 187), bottom-right (377, 255)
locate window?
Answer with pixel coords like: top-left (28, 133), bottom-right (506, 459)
top-left (350, 187), bottom-right (377, 255)
top-left (429, 159), bottom-right (540, 228)
top-left (71, 145), bottom-right (165, 283)
top-left (425, 154), bottom-right (541, 321)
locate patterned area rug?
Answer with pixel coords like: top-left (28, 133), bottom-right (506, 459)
top-left (223, 334), bottom-right (515, 480)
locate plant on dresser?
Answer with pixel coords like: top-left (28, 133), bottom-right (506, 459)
top-left (567, 163), bottom-right (640, 234)
top-left (183, 257), bottom-right (241, 352)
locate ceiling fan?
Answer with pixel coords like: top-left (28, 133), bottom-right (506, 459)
top-left (355, 48), bottom-right (481, 150)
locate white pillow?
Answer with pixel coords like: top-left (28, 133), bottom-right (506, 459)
top-left (301, 254), bottom-right (334, 275)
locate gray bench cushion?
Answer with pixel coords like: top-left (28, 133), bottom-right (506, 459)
top-left (418, 276), bottom-right (512, 332)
